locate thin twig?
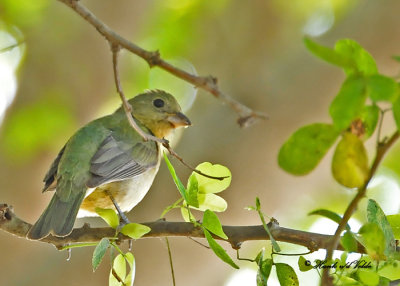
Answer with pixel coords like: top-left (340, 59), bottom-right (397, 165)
top-left (321, 131), bottom-right (400, 285)
top-left (236, 249), bottom-right (255, 262)
top-left (165, 238), bottom-right (176, 286)
top-left (163, 144), bottom-right (228, 181)
top-left (187, 236), bottom-right (210, 249)
top-left (57, 0), bottom-right (267, 128)
top-left (111, 45), bottom-right (167, 144)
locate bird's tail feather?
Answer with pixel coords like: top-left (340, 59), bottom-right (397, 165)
top-left (27, 192), bottom-right (85, 240)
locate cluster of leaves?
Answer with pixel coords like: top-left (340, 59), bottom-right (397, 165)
top-left (279, 38), bottom-right (400, 188)
top-left (95, 208), bottom-right (154, 285)
top-left (63, 208), bottom-right (151, 286)
top-left (163, 153), bottom-right (239, 269)
top-left (301, 199), bottom-right (400, 285)
top-left (277, 38), bottom-right (400, 284)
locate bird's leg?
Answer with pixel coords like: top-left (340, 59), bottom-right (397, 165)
top-left (105, 190), bottom-right (130, 225)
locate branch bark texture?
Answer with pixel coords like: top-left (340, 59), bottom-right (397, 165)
top-left (1, 204), bottom-right (365, 253)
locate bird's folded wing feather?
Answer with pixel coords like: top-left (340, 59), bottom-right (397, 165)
top-left (86, 134), bottom-right (159, 188)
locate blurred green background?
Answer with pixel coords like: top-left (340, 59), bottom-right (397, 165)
top-left (1, 0), bottom-right (400, 285)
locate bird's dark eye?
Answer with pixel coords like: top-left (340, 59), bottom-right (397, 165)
top-left (153, 98), bottom-right (165, 108)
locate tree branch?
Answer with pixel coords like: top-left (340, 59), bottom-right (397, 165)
top-left (321, 131), bottom-right (400, 285)
top-left (57, 0), bottom-right (267, 128)
top-left (1, 204), bottom-right (365, 253)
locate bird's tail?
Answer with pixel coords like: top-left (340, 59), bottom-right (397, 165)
top-left (27, 192), bottom-right (85, 240)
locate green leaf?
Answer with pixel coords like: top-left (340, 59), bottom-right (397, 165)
top-left (92, 238), bottom-right (110, 271)
top-left (303, 37), bottom-right (355, 69)
top-left (203, 228), bottom-right (239, 269)
top-left (341, 231), bottom-right (358, 252)
top-left (163, 152), bottom-right (187, 200)
top-left (331, 132), bottom-right (369, 188)
top-left (308, 209), bottom-right (350, 231)
top-left (386, 214), bottom-right (400, 239)
top-left (193, 162), bottom-right (231, 194)
top-left (357, 269), bottom-right (380, 286)
top-left (197, 193), bottom-right (227, 212)
top-left (334, 39), bottom-right (377, 76)
top-left (109, 253), bottom-right (126, 286)
top-left (367, 199), bottom-right (396, 256)
top-left (275, 263), bottom-right (299, 286)
top-left (392, 96), bottom-right (400, 131)
top-left (124, 252), bottom-right (135, 286)
top-left (366, 75), bottom-right (399, 102)
top-left (202, 209), bottom-right (228, 239)
top-left (378, 261), bottom-right (400, 280)
top-left (181, 205), bottom-right (194, 222)
top-left (186, 174), bottom-right (199, 207)
top-left (298, 256), bottom-right (313, 272)
top-left (358, 222), bottom-right (386, 260)
top-left (95, 207), bottom-right (119, 229)
top-left (256, 255), bottom-right (273, 286)
top-left (329, 76), bottom-right (367, 131)
top-left (360, 105), bottom-right (380, 139)
top-left (120, 223), bottom-right (151, 239)
top-left (278, 123), bottom-right (339, 175)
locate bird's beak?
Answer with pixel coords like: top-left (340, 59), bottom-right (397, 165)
top-left (167, 112), bottom-right (191, 128)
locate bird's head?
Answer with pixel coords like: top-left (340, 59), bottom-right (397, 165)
top-left (128, 90), bottom-right (191, 138)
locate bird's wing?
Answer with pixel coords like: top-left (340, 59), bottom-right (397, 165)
top-left (42, 144), bottom-right (66, 192)
top-left (86, 133), bottom-right (159, 188)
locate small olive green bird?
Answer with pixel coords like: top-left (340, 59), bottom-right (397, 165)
top-left (27, 90), bottom-right (191, 240)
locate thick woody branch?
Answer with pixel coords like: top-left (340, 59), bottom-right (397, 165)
top-left (57, 0), bottom-right (267, 128)
top-left (0, 204), bottom-right (365, 253)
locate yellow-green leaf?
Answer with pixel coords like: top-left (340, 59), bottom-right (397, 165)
top-left (95, 207), bottom-right (119, 229)
top-left (186, 174), bottom-right (199, 207)
top-left (120, 223), bottom-right (151, 239)
top-left (193, 162), bottom-right (231, 194)
top-left (196, 193), bottom-right (227, 212)
top-left (386, 214), bottom-right (400, 239)
top-left (202, 209), bottom-right (228, 239)
top-left (275, 263), bottom-right (299, 286)
top-left (358, 222), bottom-right (386, 261)
top-left (109, 254), bottom-right (126, 286)
top-left (341, 231), bottom-right (358, 252)
top-left (298, 256), bottom-right (313, 272)
top-left (357, 270), bottom-right (380, 286)
top-left (124, 252), bottom-right (135, 286)
top-left (332, 133), bottom-right (369, 188)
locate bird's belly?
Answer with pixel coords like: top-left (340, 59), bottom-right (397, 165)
top-left (77, 166), bottom-right (159, 217)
